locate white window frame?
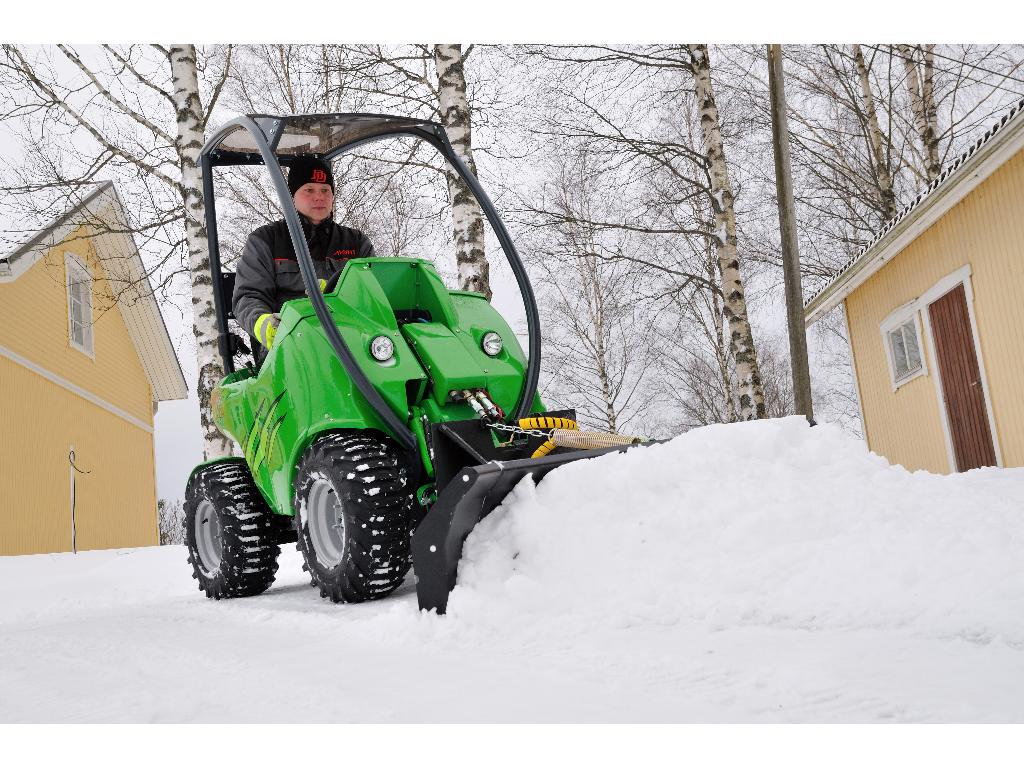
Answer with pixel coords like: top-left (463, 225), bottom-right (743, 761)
top-left (880, 302), bottom-right (927, 391)
top-left (65, 252), bottom-right (95, 358)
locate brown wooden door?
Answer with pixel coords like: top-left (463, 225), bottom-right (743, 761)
top-left (928, 283), bottom-right (997, 471)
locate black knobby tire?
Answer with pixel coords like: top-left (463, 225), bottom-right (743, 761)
top-left (294, 431), bottom-right (414, 603)
top-left (184, 460), bottom-right (281, 599)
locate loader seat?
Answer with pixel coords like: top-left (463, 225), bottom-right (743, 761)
top-left (220, 271), bottom-right (259, 369)
top-left (394, 308), bottom-right (432, 324)
top-left (221, 270), bottom-right (237, 321)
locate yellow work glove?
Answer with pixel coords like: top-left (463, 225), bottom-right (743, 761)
top-left (254, 312), bottom-right (281, 348)
top-left (318, 278), bottom-right (327, 292)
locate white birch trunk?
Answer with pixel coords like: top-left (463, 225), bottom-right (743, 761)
top-left (899, 43), bottom-right (942, 184)
top-left (585, 250), bottom-right (617, 433)
top-left (686, 44), bottom-right (766, 420)
top-left (433, 44), bottom-right (490, 299)
top-left (920, 44), bottom-right (942, 182)
top-left (708, 245), bottom-right (737, 423)
top-left (685, 124), bottom-right (737, 424)
top-left (852, 44), bottom-right (899, 221)
top-left (168, 44), bottom-right (230, 459)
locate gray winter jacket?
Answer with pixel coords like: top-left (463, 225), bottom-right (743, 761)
top-left (232, 215), bottom-right (375, 337)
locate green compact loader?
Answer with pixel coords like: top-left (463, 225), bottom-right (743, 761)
top-left (184, 114), bottom-right (644, 614)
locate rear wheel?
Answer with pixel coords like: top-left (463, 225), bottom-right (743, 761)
top-left (294, 431), bottom-right (414, 603)
top-left (184, 460), bottom-right (281, 599)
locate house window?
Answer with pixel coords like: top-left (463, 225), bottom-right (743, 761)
top-left (66, 253), bottom-right (94, 356)
top-left (887, 317), bottom-right (923, 384)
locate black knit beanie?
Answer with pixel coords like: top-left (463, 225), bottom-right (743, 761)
top-left (288, 156), bottom-right (335, 196)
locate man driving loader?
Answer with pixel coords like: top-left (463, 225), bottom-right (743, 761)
top-left (232, 156), bottom-right (375, 355)
top-left (190, 112), bottom-right (650, 613)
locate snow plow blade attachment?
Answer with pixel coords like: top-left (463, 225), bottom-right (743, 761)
top-left (411, 444), bottom-right (630, 614)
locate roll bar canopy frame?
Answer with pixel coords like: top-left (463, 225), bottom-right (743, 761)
top-left (199, 113), bottom-right (542, 454)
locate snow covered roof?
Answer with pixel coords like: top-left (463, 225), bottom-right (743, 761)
top-left (0, 182), bottom-right (187, 401)
top-left (804, 97), bottom-right (1024, 326)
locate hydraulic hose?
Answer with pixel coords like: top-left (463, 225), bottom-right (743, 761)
top-left (519, 417), bottom-right (641, 458)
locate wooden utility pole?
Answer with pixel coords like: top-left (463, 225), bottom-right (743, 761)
top-left (767, 44), bottom-right (814, 422)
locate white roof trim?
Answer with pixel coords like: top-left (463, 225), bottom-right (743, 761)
top-left (0, 182), bottom-right (188, 401)
top-left (804, 97), bottom-right (1024, 327)
top-left (0, 341), bottom-right (153, 433)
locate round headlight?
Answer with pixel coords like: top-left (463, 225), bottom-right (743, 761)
top-left (370, 335), bottom-right (394, 362)
top-left (481, 331), bottom-right (502, 357)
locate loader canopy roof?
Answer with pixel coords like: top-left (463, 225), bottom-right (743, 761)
top-left (209, 113), bottom-right (440, 166)
top-left (200, 111), bottom-right (543, 440)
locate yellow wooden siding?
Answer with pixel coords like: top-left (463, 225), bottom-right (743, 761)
top-left (0, 226), bottom-right (154, 425)
top-left (847, 147), bottom-right (1024, 472)
top-left (0, 358), bottom-right (158, 555)
top-left (0, 223), bottom-right (160, 554)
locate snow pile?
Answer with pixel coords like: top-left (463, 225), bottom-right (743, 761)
top-left (4, 417), bottom-right (1024, 722)
top-left (450, 417), bottom-right (1024, 643)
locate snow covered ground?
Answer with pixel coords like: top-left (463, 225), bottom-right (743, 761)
top-left (3, 417), bottom-right (1024, 723)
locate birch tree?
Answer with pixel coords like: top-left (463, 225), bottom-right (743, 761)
top-left (511, 44), bottom-right (769, 424)
top-left (852, 44), bottom-right (899, 221)
top-left (655, 240), bottom-right (738, 428)
top-left (724, 43), bottom-right (1024, 432)
top-left (508, 44), bottom-right (1024, 432)
top-left (434, 44), bottom-right (490, 299)
top-left (897, 43), bottom-right (942, 184)
top-left (526, 141), bottom-right (658, 433)
top-left (0, 44), bottom-right (233, 458)
top-left (685, 44), bottom-right (766, 420)
top-left (777, 43), bottom-right (1024, 277)
top-left (168, 44), bottom-right (228, 458)
top-left (759, 44), bottom-right (915, 280)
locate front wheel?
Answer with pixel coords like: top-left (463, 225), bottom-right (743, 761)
top-left (184, 460), bottom-right (281, 599)
top-left (294, 431), bottom-right (414, 603)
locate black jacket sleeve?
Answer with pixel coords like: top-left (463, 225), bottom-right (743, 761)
top-left (357, 231), bottom-right (375, 259)
top-left (232, 228), bottom-right (277, 337)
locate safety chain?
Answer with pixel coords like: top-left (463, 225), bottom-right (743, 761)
top-left (489, 421), bottom-right (552, 439)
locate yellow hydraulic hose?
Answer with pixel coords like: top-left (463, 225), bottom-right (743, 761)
top-left (519, 417), bottom-right (577, 459)
top-left (531, 442), bottom-right (557, 459)
top-left (519, 416), bottom-right (578, 431)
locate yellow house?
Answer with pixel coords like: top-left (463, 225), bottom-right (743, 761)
top-left (805, 98), bottom-right (1024, 474)
top-left (0, 182), bottom-right (187, 555)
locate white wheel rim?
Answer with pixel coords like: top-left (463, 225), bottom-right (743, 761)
top-left (194, 499), bottom-right (223, 573)
top-left (308, 479), bottom-right (346, 568)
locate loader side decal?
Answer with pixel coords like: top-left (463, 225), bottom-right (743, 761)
top-left (246, 391), bottom-right (287, 471)
top-left (244, 399), bottom-right (270, 460)
top-left (253, 411), bottom-right (287, 472)
top-left (262, 414), bottom-right (288, 470)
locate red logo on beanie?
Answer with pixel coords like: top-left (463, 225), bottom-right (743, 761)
top-left (311, 169), bottom-right (327, 183)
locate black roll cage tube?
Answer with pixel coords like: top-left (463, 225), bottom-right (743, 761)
top-left (200, 114), bottom-right (542, 455)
